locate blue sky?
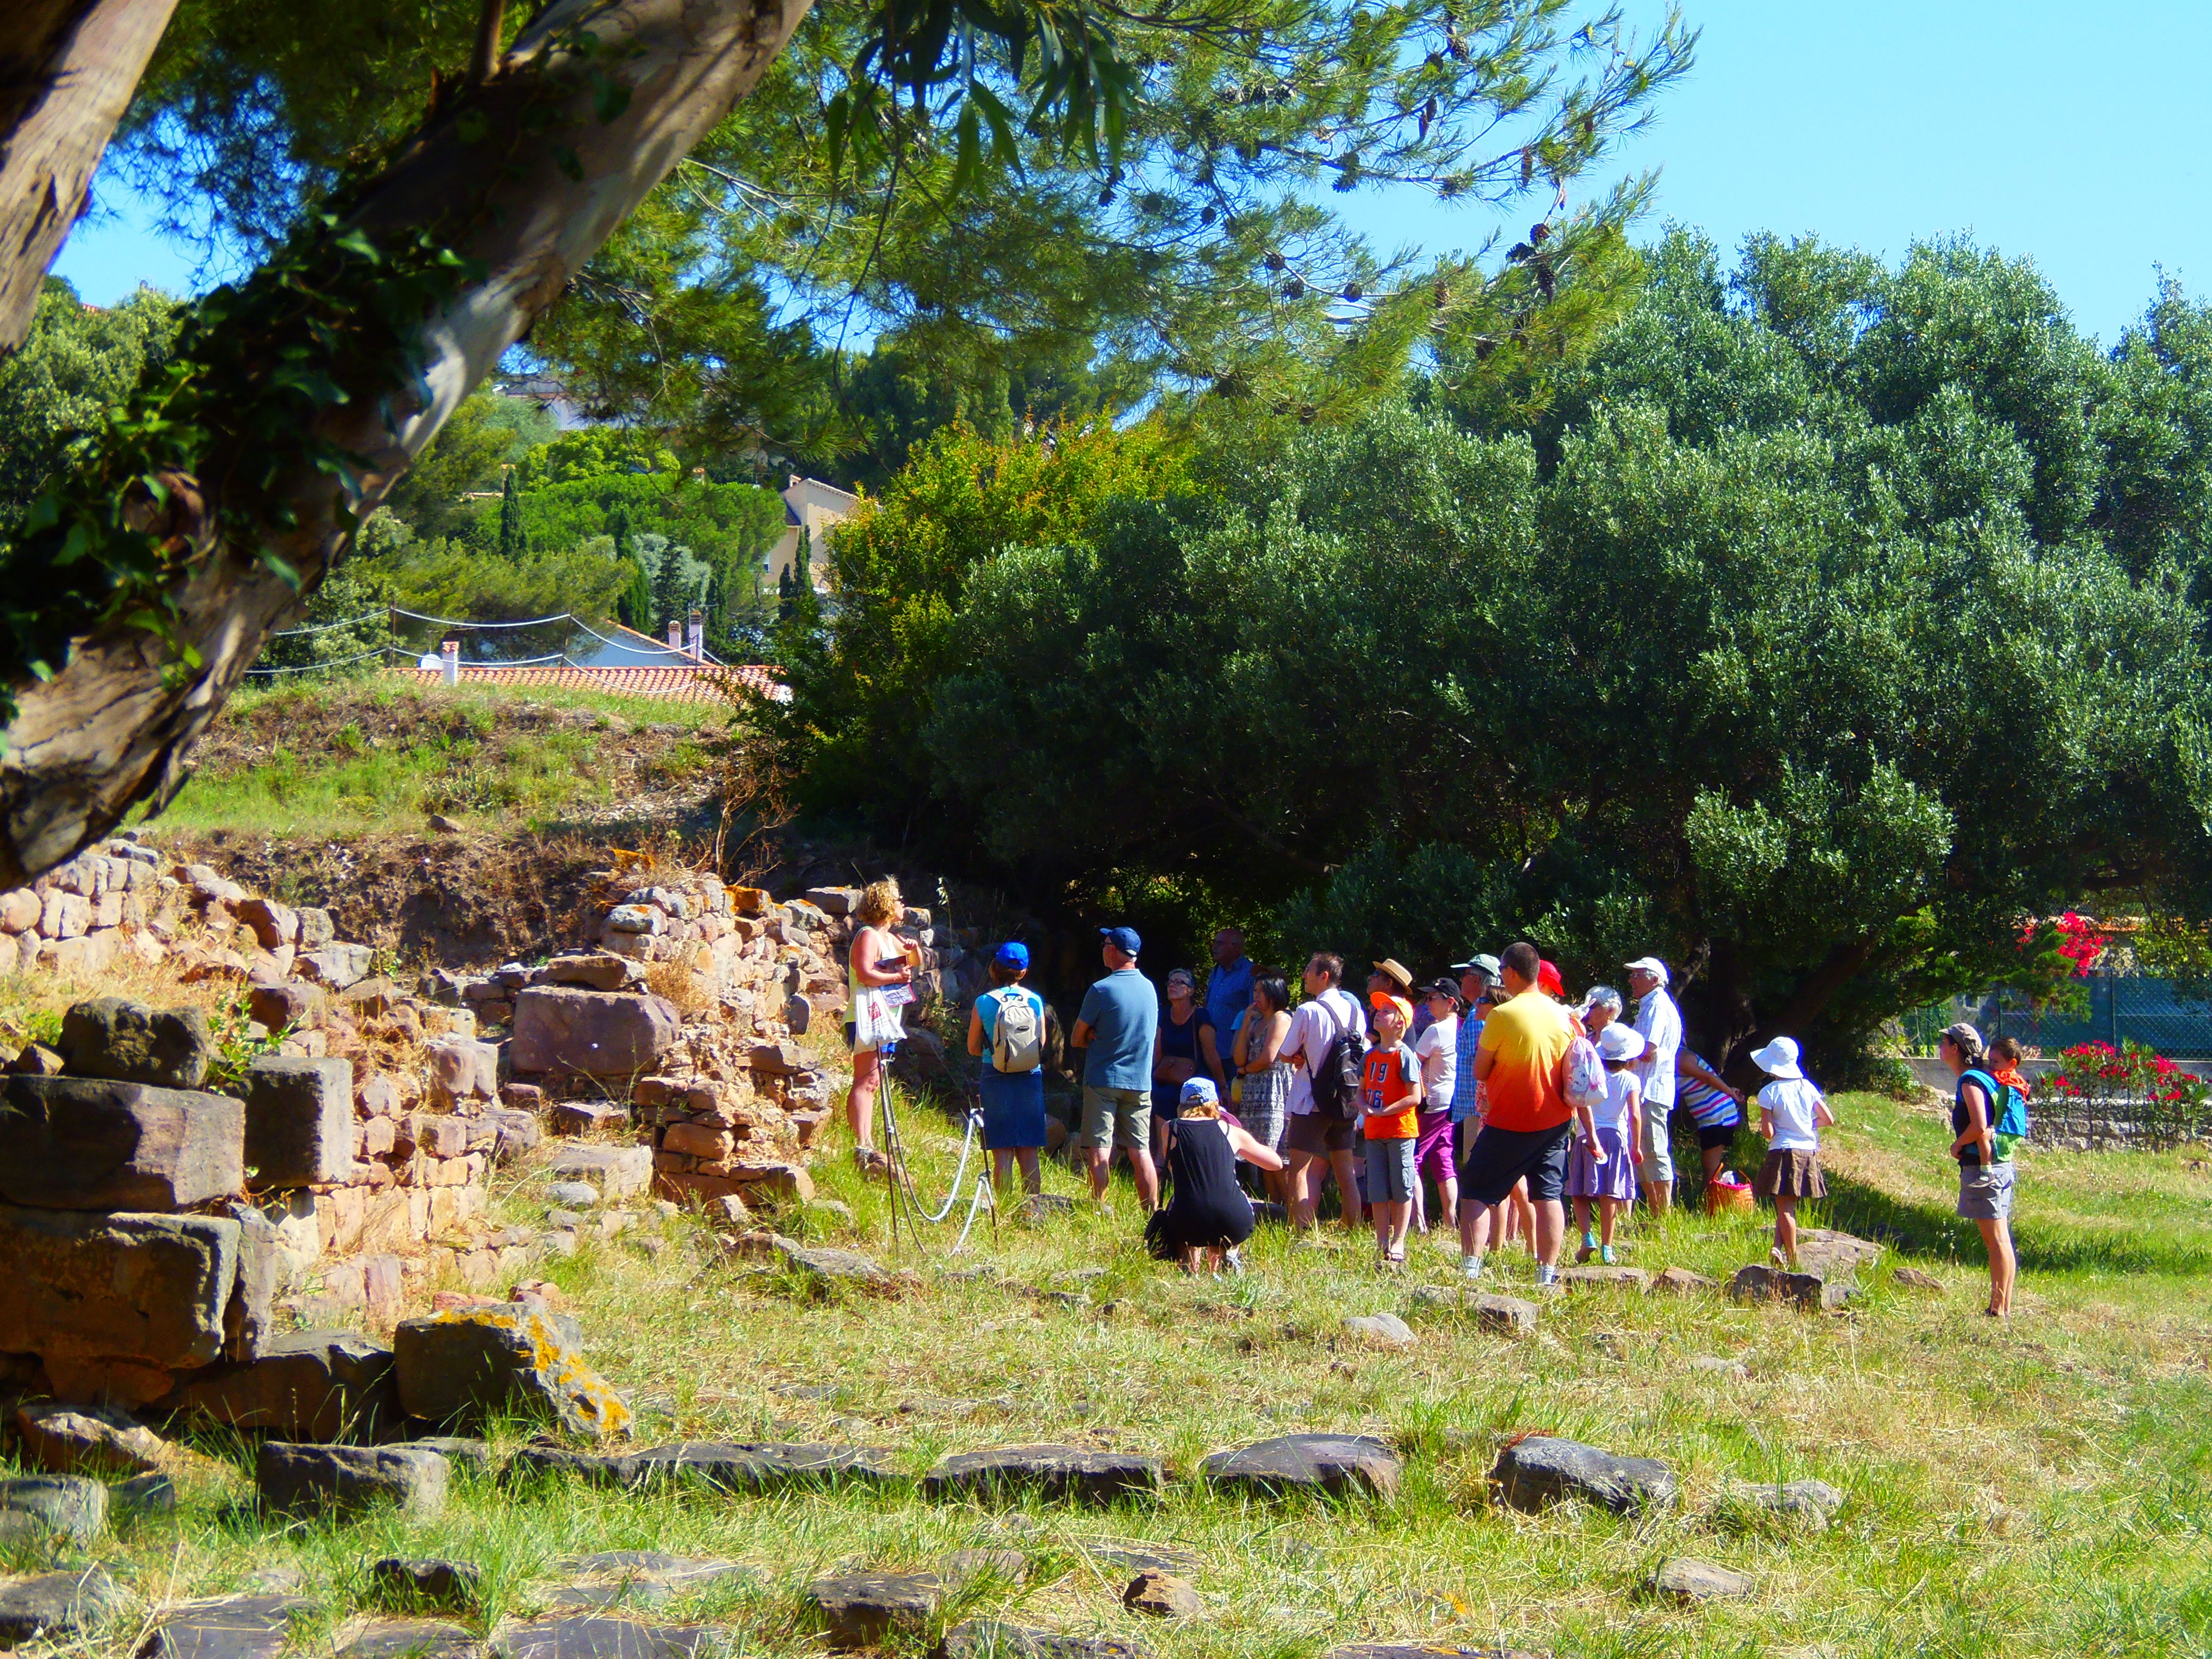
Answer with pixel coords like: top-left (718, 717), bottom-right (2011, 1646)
top-left (54, 0), bottom-right (2211, 345)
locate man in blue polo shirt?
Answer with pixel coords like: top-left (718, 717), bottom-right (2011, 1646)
top-left (1202, 927), bottom-right (1254, 1060)
top-left (1072, 925), bottom-right (1161, 1208)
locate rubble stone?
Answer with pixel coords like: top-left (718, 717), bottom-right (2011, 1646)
top-left (11, 1402), bottom-right (168, 1476)
top-left (58, 998), bottom-right (213, 1088)
top-left (256, 1441), bottom-right (448, 1518)
top-left (164, 1329), bottom-right (400, 1442)
top-left (393, 1308), bottom-right (631, 1439)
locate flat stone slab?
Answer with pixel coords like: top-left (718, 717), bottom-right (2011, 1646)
top-left (1652, 1557), bottom-right (1754, 1602)
top-left (1718, 1477), bottom-right (1844, 1529)
top-left (1341, 1312), bottom-right (1415, 1348)
top-left (369, 1559), bottom-right (482, 1612)
top-left (338, 1619), bottom-right (484, 1659)
top-left (1555, 1265), bottom-right (1650, 1292)
top-left (939, 1550), bottom-right (1029, 1588)
top-left (256, 1442), bottom-right (448, 1519)
top-left (1411, 1286), bottom-right (1539, 1332)
top-left (809, 1572), bottom-right (941, 1647)
top-left (14, 1401), bottom-right (168, 1476)
top-left (941, 1622), bottom-right (1150, 1659)
top-left (491, 1619), bottom-right (724, 1659)
top-left (140, 1595), bottom-right (316, 1659)
top-left (0, 1475), bottom-right (107, 1542)
top-left (1199, 1434), bottom-right (1402, 1502)
top-left (1323, 1648), bottom-right (1545, 1659)
top-left (505, 1442), bottom-right (897, 1493)
top-left (1892, 1267), bottom-right (1944, 1292)
top-left (921, 1445), bottom-right (1164, 1506)
top-left (1120, 1572), bottom-right (1200, 1618)
top-left (1651, 1266), bottom-right (1719, 1295)
top-left (730, 1232), bottom-right (892, 1291)
top-left (167, 1329), bottom-right (400, 1443)
top-left (0, 1568), bottom-right (121, 1647)
top-left (1728, 1264), bottom-right (1851, 1311)
top-left (1490, 1435), bottom-right (1677, 1516)
top-left (1792, 1229), bottom-right (1883, 1277)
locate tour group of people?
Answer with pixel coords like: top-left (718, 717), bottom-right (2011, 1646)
top-left (838, 878), bottom-right (2023, 1316)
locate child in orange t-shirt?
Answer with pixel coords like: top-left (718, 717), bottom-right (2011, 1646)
top-left (1362, 993), bottom-right (1425, 1270)
top-left (1988, 1036), bottom-right (2032, 1107)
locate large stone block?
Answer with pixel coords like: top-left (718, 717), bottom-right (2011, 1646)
top-left (0, 1075), bottom-right (245, 1210)
top-left (546, 1145), bottom-right (653, 1199)
top-left (58, 998), bottom-right (213, 1088)
top-left (425, 1038), bottom-right (499, 1107)
top-left (224, 1202), bottom-right (283, 1360)
top-left (394, 1309), bottom-right (630, 1439)
top-left (0, 1207), bottom-right (238, 1393)
top-left (509, 989), bottom-right (680, 1077)
top-left (165, 1330), bottom-right (400, 1442)
top-left (243, 1056), bottom-right (354, 1188)
top-left (0, 1568), bottom-right (121, 1646)
top-left (257, 1442), bottom-right (448, 1519)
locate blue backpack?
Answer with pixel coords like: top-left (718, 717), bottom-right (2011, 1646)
top-left (1961, 1068), bottom-right (2030, 1153)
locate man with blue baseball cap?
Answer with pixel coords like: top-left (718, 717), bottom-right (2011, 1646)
top-left (1070, 924), bottom-right (1161, 1208)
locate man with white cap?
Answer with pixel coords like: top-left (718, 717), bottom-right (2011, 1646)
top-left (1625, 955), bottom-right (1682, 1215)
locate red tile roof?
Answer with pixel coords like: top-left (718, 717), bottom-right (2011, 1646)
top-left (404, 663), bottom-right (788, 704)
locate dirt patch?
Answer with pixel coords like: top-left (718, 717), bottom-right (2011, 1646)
top-left (162, 827), bottom-right (679, 970)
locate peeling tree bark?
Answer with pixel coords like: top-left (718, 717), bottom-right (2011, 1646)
top-left (0, 0), bottom-right (180, 354)
top-left (0, 0), bottom-right (816, 887)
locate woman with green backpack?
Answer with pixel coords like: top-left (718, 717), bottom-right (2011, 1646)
top-left (1940, 1021), bottom-right (2021, 1318)
top-left (968, 942), bottom-right (1049, 1198)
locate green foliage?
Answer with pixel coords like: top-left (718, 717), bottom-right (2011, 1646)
top-left (366, 536), bottom-right (634, 626)
top-left (127, 0), bottom-right (1695, 474)
top-left (496, 469), bottom-right (524, 559)
top-left (772, 417), bottom-right (1192, 817)
top-left (787, 231), bottom-right (2212, 1065)
top-left (0, 279), bottom-right (183, 537)
top-left (381, 393), bottom-right (551, 540)
top-left (0, 211), bottom-right (483, 708)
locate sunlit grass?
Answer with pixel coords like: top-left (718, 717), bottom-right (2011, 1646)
top-left (14, 1076), bottom-right (2210, 1658)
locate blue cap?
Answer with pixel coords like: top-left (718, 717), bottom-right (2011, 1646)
top-left (1179, 1076), bottom-right (1218, 1106)
top-left (994, 941), bottom-right (1029, 968)
top-left (1100, 925), bottom-right (1142, 956)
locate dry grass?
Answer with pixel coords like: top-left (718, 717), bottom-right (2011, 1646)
top-left (8, 1034), bottom-right (2210, 1659)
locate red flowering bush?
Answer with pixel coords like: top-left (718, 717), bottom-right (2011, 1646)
top-left (2043, 1040), bottom-right (2211, 1146)
top-left (2051, 913), bottom-right (2105, 978)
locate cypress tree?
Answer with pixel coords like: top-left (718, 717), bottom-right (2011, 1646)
top-left (497, 469), bottom-right (524, 559)
top-left (619, 558), bottom-right (653, 630)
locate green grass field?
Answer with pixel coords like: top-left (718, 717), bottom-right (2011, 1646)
top-left (144, 678), bottom-right (725, 841)
top-left (12, 1084), bottom-right (2211, 1658)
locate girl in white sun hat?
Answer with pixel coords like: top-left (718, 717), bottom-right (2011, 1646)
top-left (1749, 1036), bottom-right (1835, 1270)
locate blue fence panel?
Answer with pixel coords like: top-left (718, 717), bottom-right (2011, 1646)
top-left (1975, 977), bottom-right (2212, 1057)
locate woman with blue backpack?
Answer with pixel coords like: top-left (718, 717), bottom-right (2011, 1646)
top-left (1940, 1021), bottom-right (2021, 1318)
top-left (967, 942), bottom-right (1049, 1199)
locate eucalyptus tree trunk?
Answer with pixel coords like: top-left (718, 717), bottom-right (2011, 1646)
top-left (0, 0), bottom-right (180, 353)
top-left (0, 0), bottom-right (815, 887)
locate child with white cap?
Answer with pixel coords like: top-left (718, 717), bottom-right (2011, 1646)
top-left (1749, 1036), bottom-right (1835, 1268)
top-left (1567, 1023), bottom-right (1644, 1264)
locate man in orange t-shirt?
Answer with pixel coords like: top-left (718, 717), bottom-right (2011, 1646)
top-left (1457, 940), bottom-right (1576, 1285)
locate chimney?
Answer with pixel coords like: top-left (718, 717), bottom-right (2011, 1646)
top-left (440, 640), bottom-right (459, 687)
top-left (687, 611), bottom-right (703, 661)
top-left (667, 620), bottom-right (681, 650)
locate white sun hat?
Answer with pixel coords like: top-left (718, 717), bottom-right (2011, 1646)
top-left (1598, 1024), bottom-right (1647, 1063)
top-left (1749, 1036), bottom-right (1803, 1080)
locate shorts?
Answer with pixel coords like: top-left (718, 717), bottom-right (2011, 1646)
top-left (1697, 1120), bottom-right (1740, 1152)
top-left (1754, 1148), bottom-right (1826, 1199)
top-left (1080, 1085), bottom-right (1152, 1152)
top-left (1284, 1110), bottom-right (1355, 1158)
top-left (1639, 1101), bottom-right (1674, 1183)
top-left (1413, 1110), bottom-right (1457, 1184)
top-left (1457, 1121), bottom-right (1574, 1207)
top-left (1957, 1159), bottom-right (2015, 1221)
top-left (1363, 1135), bottom-right (1416, 1203)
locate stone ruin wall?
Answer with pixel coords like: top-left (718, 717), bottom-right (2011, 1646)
top-left (0, 844), bottom-right (907, 1411)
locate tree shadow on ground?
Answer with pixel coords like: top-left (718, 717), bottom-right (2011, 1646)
top-left (1822, 1172), bottom-right (2210, 1278)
